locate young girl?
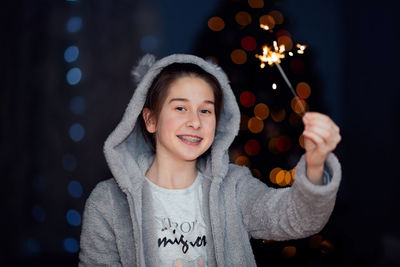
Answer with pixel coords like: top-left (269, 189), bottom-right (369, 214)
top-left (79, 54), bottom-right (341, 266)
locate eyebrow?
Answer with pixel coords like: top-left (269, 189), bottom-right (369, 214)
top-left (168, 98), bottom-right (215, 105)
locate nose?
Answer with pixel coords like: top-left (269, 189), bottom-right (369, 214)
top-left (186, 112), bottom-right (201, 129)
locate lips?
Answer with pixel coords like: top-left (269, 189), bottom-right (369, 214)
top-left (177, 135), bottom-right (203, 144)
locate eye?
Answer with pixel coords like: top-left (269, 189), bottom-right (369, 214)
top-left (200, 109), bottom-right (212, 114)
top-left (175, 106), bottom-right (186, 111)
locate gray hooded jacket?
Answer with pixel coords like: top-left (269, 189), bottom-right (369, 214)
top-left (79, 54), bottom-right (342, 266)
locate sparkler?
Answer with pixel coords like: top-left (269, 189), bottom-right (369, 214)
top-left (256, 40), bottom-right (307, 115)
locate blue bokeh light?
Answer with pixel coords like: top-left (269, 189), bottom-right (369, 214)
top-left (69, 96), bottom-right (86, 115)
top-left (66, 209), bottom-right (81, 226)
top-left (69, 123), bottom-right (85, 142)
top-left (66, 67), bottom-right (82, 85)
top-left (63, 237), bottom-right (79, 253)
top-left (25, 238), bottom-right (41, 253)
top-left (66, 17), bottom-right (83, 33)
top-left (62, 154), bottom-right (77, 171)
top-left (68, 180), bottom-right (83, 198)
top-left (32, 205), bottom-right (46, 222)
top-left (140, 35), bottom-right (158, 52)
top-left (64, 46), bottom-right (79, 63)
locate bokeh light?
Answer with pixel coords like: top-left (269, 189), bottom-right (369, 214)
top-left (140, 35), bottom-right (158, 52)
top-left (32, 205), bottom-right (46, 222)
top-left (244, 139), bottom-right (261, 156)
top-left (282, 246), bottom-right (296, 258)
top-left (63, 237), bottom-right (79, 253)
top-left (62, 153), bottom-right (77, 172)
top-left (259, 15), bottom-right (275, 30)
top-left (66, 16), bottom-right (83, 33)
top-left (254, 103), bottom-right (269, 120)
top-left (239, 91), bottom-right (256, 108)
top-left (277, 35), bottom-right (293, 50)
top-left (296, 82), bottom-right (311, 99)
top-left (235, 11), bottom-right (252, 26)
top-left (69, 123), bottom-right (85, 142)
top-left (64, 46), bottom-right (79, 63)
top-left (66, 67), bottom-right (82, 85)
top-left (235, 155), bottom-right (250, 167)
top-left (299, 134), bottom-right (305, 149)
top-left (248, 0), bottom-right (264, 8)
top-left (269, 10), bottom-right (284, 24)
top-left (291, 97), bottom-right (308, 114)
top-left (208, 16), bottom-right (225, 32)
top-left (269, 167), bottom-right (282, 183)
top-left (248, 117), bottom-right (264, 133)
top-left (231, 49), bottom-right (247, 64)
top-left (275, 170), bottom-right (285, 185)
top-left (69, 96), bottom-right (86, 115)
top-left (241, 36), bottom-right (257, 51)
top-left (66, 209), bottom-right (81, 226)
top-left (320, 240), bottom-right (334, 254)
top-left (68, 180), bottom-right (83, 198)
top-left (271, 109), bottom-right (286, 122)
top-left (275, 29), bottom-right (291, 39)
top-left (272, 83), bottom-right (277, 90)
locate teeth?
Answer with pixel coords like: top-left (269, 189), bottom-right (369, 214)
top-left (178, 136), bottom-right (202, 143)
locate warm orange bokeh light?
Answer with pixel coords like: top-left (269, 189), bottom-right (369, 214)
top-left (241, 36), bottom-right (257, 51)
top-left (254, 103), bottom-right (270, 120)
top-left (269, 10), bottom-right (284, 24)
top-left (235, 155), bottom-right (250, 167)
top-left (271, 109), bottom-right (286, 122)
top-left (299, 134), bottom-right (305, 149)
top-left (320, 240), bottom-right (334, 254)
top-left (208, 16), bottom-right (225, 32)
top-left (277, 35), bottom-right (293, 51)
top-left (244, 139), bottom-right (261, 156)
top-left (269, 167), bottom-right (282, 184)
top-left (296, 82), bottom-right (311, 99)
top-left (248, 0), bottom-right (264, 8)
top-left (251, 168), bottom-right (262, 178)
top-left (275, 170), bottom-right (285, 185)
top-left (259, 15), bottom-right (275, 30)
top-left (235, 11), bottom-right (252, 26)
top-left (231, 49), bottom-right (247, 64)
top-left (248, 117), bottom-right (264, 133)
top-left (275, 136), bottom-right (291, 153)
top-left (290, 97), bottom-right (308, 114)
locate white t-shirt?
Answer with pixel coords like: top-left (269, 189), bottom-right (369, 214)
top-left (146, 172), bottom-right (208, 267)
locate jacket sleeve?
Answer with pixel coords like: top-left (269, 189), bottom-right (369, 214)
top-left (237, 153), bottom-right (341, 241)
top-left (79, 181), bottom-right (123, 266)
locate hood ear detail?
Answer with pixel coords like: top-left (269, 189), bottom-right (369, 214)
top-left (131, 54), bottom-right (156, 83)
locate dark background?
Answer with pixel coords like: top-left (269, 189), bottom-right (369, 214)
top-left (2, 0), bottom-right (400, 266)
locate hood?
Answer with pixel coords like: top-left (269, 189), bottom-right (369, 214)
top-left (104, 54), bottom-right (241, 192)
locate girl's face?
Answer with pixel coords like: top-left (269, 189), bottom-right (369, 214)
top-left (143, 76), bottom-right (216, 163)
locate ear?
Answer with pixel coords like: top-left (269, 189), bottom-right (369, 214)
top-left (142, 108), bottom-right (157, 133)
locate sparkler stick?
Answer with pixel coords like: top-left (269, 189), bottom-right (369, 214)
top-left (274, 62), bottom-right (305, 114)
top-left (255, 41), bottom-right (307, 115)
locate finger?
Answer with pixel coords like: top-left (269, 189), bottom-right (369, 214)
top-left (305, 125), bottom-right (332, 143)
top-left (302, 130), bottom-right (325, 148)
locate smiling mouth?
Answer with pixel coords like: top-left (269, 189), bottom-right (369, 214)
top-left (177, 135), bottom-right (203, 144)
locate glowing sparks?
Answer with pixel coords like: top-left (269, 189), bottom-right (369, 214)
top-left (255, 41), bottom-right (286, 68)
top-left (272, 83), bottom-right (277, 90)
top-left (296, 43), bottom-right (307, 54)
top-left (256, 26), bottom-right (307, 115)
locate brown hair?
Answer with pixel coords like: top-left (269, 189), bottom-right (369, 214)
top-left (139, 63), bottom-right (223, 151)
